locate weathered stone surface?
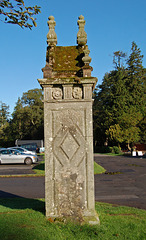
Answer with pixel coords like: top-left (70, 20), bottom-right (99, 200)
top-left (42, 98), bottom-right (99, 224)
top-left (38, 15), bottom-right (99, 224)
top-left (77, 15), bottom-right (87, 46)
top-left (47, 16), bottom-right (57, 46)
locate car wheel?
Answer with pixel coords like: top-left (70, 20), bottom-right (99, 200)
top-left (25, 158), bottom-right (32, 165)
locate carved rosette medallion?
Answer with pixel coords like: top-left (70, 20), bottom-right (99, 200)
top-left (52, 88), bottom-right (62, 99)
top-left (72, 87), bottom-right (82, 99)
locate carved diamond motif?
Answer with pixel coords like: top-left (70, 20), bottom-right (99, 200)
top-left (53, 124), bottom-right (86, 167)
top-left (60, 132), bottom-right (79, 160)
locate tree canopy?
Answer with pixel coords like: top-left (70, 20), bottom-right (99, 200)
top-left (0, 0), bottom-right (41, 29)
top-left (0, 88), bottom-right (44, 147)
top-left (93, 42), bottom-right (146, 150)
top-left (11, 88), bottom-right (44, 140)
top-left (0, 101), bottom-right (10, 145)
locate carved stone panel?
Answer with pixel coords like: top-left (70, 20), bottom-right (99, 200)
top-left (44, 96), bottom-right (99, 224)
top-left (52, 88), bottom-right (63, 99)
top-left (72, 87), bottom-right (82, 99)
top-left (44, 86), bottom-right (52, 101)
top-left (63, 85), bottom-right (73, 99)
top-left (53, 109), bottom-right (86, 168)
top-left (45, 107), bottom-right (88, 218)
top-left (83, 85), bottom-right (92, 99)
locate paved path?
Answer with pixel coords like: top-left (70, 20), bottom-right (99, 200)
top-left (94, 154), bottom-right (146, 210)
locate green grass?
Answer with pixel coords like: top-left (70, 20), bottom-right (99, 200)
top-left (94, 152), bottom-right (124, 156)
top-left (32, 161), bottom-right (106, 176)
top-left (32, 161), bottom-right (45, 175)
top-left (0, 198), bottom-right (145, 240)
top-left (104, 153), bottom-right (124, 156)
top-left (94, 161), bottom-right (106, 174)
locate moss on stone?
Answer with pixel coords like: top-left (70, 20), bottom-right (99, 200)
top-left (49, 46), bottom-right (84, 71)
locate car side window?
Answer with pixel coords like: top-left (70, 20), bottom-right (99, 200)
top-left (18, 148), bottom-right (24, 152)
top-left (9, 149), bottom-right (17, 155)
top-left (0, 150), bottom-right (8, 155)
top-left (13, 150), bottom-right (18, 155)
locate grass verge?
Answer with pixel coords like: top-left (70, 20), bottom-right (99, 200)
top-left (0, 198), bottom-right (145, 240)
top-left (32, 161), bottom-right (45, 175)
top-left (94, 152), bottom-right (124, 156)
top-left (0, 161), bottom-right (106, 178)
top-left (94, 161), bottom-right (106, 174)
top-left (33, 161), bottom-right (106, 175)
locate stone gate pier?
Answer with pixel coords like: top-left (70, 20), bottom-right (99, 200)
top-left (38, 15), bottom-right (99, 224)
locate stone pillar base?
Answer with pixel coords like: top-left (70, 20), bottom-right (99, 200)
top-left (46, 211), bottom-right (100, 225)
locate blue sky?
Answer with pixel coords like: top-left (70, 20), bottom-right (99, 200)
top-left (0, 0), bottom-right (146, 114)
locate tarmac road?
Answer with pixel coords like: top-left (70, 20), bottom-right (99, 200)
top-left (0, 164), bottom-right (36, 175)
top-left (0, 154), bottom-right (146, 210)
top-left (0, 176), bottom-right (45, 198)
top-left (94, 154), bottom-right (146, 210)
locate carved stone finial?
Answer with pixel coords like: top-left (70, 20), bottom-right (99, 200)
top-left (77, 15), bottom-right (87, 46)
top-left (82, 46), bottom-right (91, 65)
top-left (47, 16), bottom-right (57, 46)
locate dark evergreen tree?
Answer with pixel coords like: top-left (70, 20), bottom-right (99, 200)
top-left (93, 42), bottom-right (146, 150)
top-left (0, 101), bottom-right (10, 146)
top-left (126, 42), bottom-right (145, 109)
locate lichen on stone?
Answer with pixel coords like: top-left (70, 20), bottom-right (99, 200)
top-left (48, 46), bottom-right (84, 71)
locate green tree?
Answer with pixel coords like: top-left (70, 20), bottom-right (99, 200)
top-left (126, 42), bottom-right (145, 109)
top-left (0, 0), bottom-right (41, 29)
top-left (93, 42), bottom-right (146, 149)
top-left (0, 101), bottom-right (10, 145)
top-left (0, 101), bottom-right (9, 126)
top-left (126, 42), bottom-right (146, 145)
top-left (139, 117), bottom-right (146, 143)
top-left (93, 66), bottom-right (128, 147)
top-left (113, 51), bottom-right (127, 68)
top-left (10, 88), bottom-right (44, 140)
top-left (117, 107), bottom-right (142, 149)
top-left (105, 124), bottom-right (124, 146)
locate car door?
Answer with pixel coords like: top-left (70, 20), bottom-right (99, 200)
top-left (0, 149), bottom-right (11, 164)
top-left (8, 149), bottom-right (24, 164)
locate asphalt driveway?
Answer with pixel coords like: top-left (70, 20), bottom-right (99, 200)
top-left (0, 154), bottom-right (146, 210)
top-left (94, 154), bottom-right (146, 210)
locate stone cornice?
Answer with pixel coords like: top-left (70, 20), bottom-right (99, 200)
top-left (38, 77), bottom-right (97, 89)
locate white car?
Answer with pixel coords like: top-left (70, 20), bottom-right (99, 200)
top-left (9, 147), bottom-right (35, 155)
top-left (0, 149), bottom-right (38, 165)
